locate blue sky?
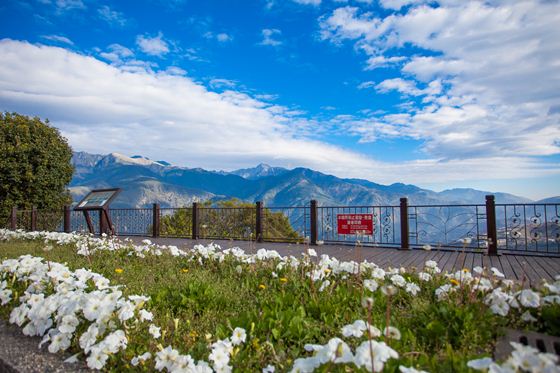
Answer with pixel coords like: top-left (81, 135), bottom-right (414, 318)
top-left (0, 0), bottom-right (559, 199)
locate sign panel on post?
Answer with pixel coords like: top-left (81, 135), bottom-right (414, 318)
top-left (337, 214), bottom-right (374, 235)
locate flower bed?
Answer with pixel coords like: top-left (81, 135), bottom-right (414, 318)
top-left (0, 229), bottom-right (559, 372)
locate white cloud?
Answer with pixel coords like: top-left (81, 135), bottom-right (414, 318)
top-left (379, 0), bottom-right (431, 10)
top-left (204, 32), bottom-right (233, 43)
top-left (136, 32), bottom-right (169, 56)
top-left (54, 0), bottom-right (85, 11)
top-left (99, 44), bottom-right (134, 64)
top-left (259, 29), bottom-right (283, 47)
top-left (40, 34), bottom-right (73, 45)
top-left (0, 39), bottom-right (558, 186)
top-left (365, 55), bottom-right (405, 70)
top-left (319, 1), bottom-right (560, 159)
top-left (98, 5), bottom-right (127, 27)
top-left (209, 78), bottom-right (236, 89)
top-left (292, 0), bottom-right (321, 5)
top-left (216, 33), bottom-right (233, 42)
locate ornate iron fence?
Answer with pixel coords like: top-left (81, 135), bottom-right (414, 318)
top-left (317, 205), bottom-right (401, 247)
top-left (496, 204), bottom-right (560, 255)
top-left (197, 207), bottom-right (256, 240)
top-left (4, 198), bottom-right (559, 257)
top-left (159, 207), bottom-right (193, 238)
top-left (408, 204), bottom-right (488, 250)
top-left (262, 206), bottom-right (308, 243)
top-left (110, 208), bottom-right (152, 236)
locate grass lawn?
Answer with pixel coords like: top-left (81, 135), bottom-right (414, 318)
top-left (1, 235), bottom-right (559, 372)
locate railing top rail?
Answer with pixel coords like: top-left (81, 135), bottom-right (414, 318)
top-left (198, 207), bottom-right (256, 210)
top-left (495, 203), bottom-right (560, 207)
top-left (110, 208), bottom-right (152, 211)
top-left (264, 206), bottom-right (307, 209)
top-left (318, 205), bottom-right (399, 209)
top-left (409, 204), bottom-right (485, 208)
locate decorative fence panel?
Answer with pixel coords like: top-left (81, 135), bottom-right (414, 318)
top-left (262, 206), bottom-right (308, 243)
top-left (408, 204), bottom-right (488, 250)
top-left (159, 207), bottom-right (193, 238)
top-left (110, 208), bottom-right (152, 236)
top-left (496, 204), bottom-right (560, 255)
top-left (197, 207), bottom-right (256, 240)
top-left (317, 205), bottom-right (401, 247)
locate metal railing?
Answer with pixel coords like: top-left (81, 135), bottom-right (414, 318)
top-left (4, 196), bottom-right (559, 256)
top-left (409, 204), bottom-right (487, 250)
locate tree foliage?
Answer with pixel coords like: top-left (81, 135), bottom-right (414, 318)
top-left (0, 112), bottom-right (73, 221)
top-left (160, 198), bottom-right (302, 242)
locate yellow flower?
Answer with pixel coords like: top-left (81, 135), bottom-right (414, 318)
top-left (450, 279), bottom-right (460, 286)
top-left (462, 268), bottom-right (470, 273)
top-left (181, 268), bottom-right (189, 273)
top-left (189, 330), bottom-right (198, 338)
top-left (115, 268), bottom-right (124, 274)
top-left (279, 277), bottom-right (288, 283)
top-left (258, 284), bottom-right (266, 290)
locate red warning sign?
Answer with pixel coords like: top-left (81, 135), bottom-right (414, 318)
top-left (337, 214), bottom-right (374, 235)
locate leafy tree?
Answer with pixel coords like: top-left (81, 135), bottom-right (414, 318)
top-left (160, 198), bottom-right (302, 242)
top-left (0, 112), bottom-right (73, 224)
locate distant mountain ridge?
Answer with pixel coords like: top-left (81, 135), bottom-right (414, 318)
top-left (69, 152), bottom-right (535, 208)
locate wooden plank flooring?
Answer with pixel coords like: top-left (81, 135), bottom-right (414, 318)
top-left (127, 237), bottom-right (560, 286)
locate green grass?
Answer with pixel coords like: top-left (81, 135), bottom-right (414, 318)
top-left (1, 239), bottom-right (558, 372)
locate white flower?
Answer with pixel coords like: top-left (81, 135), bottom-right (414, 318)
top-left (384, 326), bottom-right (401, 340)
top-left (381, 285), bottom-right (397, 296)
top-left (79, 324), bottom-right (98, 352)
top-left (422, 244), bottom-right (431, 251)
top-left (400, 366), bottom-right (429, 373)
top-left (363, 279), bottom-right (378, 292)
top-left (231, 327), bottom-right (247, 345)
top-left (149, 324), bottom-right (161, 339)
top-left (131, 352), bottom-right (152, 366)
top-left (467, 357), bottom-right (493, 370)
top-left (491, 267), bottom-right (505, 278)
top-left (48, 332), bottom-right (72, 353)
top-left (155, 346), bottom-right (180, 371)
top-left (0, 289), bottom-right (12, 305)
top-left (425, 260), bottom-right (437, 269)
top-left (521, 311), bottom-right (537, 323)
top-left (371, 267), bottom-right (385, 280)
top-left (391, 274), bottom-right (406, 287)
top-left (354, 340), bottom-right (398, 372)
top-left (263, 365), bottom-right (275, 373)
top-left (87, 346), bottom-right (109, 370)
top-left (139, 309), bottom-right (153, 321)
top-left (473, 266), bottom-right (484, 274)
top-left (307, 248), bottom-right (317, 257)
top-left (341, 320), bottom-right (367, 338)
top-left (58, 314), bottom-right (79, 334)
top-left (405, 282), bottom-right (420, 296)
top-left (518, 289), bottom-right (540, 308)
top-left (318, 280), bottom-right (330, 292)
top-left (418, 272), bottom-right (431, 282)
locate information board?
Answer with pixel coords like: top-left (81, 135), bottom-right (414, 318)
top-left (74, 188), bottom-right (121, 211)
top-left (337, 213), bottom-right (374, 235)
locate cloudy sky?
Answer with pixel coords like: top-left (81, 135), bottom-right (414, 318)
top-left (0, 0), bottom-right (559, 199)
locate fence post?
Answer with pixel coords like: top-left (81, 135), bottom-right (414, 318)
top-left (400, 197), bottom-right (410, 250)
top-left (310, 200), bottom-right (318, 245)
top-left (192, 202), bottom-right (199, 240)
top-left (31, 206), bottom-right (37, 231)
top-left (255, 201), bottom-right (263, 242)
top-left (152, 203), bottom-right (160, 238)
top-left (10, 207), bottom-right (17, 230)
top-left (485, 195), bottom-right (498, 256)
top-left (64, 205), bottom-right (71, 233)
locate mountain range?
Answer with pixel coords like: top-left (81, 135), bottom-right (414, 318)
top-left (69, 152), bottom-right (555, 208)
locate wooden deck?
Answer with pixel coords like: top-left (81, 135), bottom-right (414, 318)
top-left (126, 237), bottom-right (560, 286)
